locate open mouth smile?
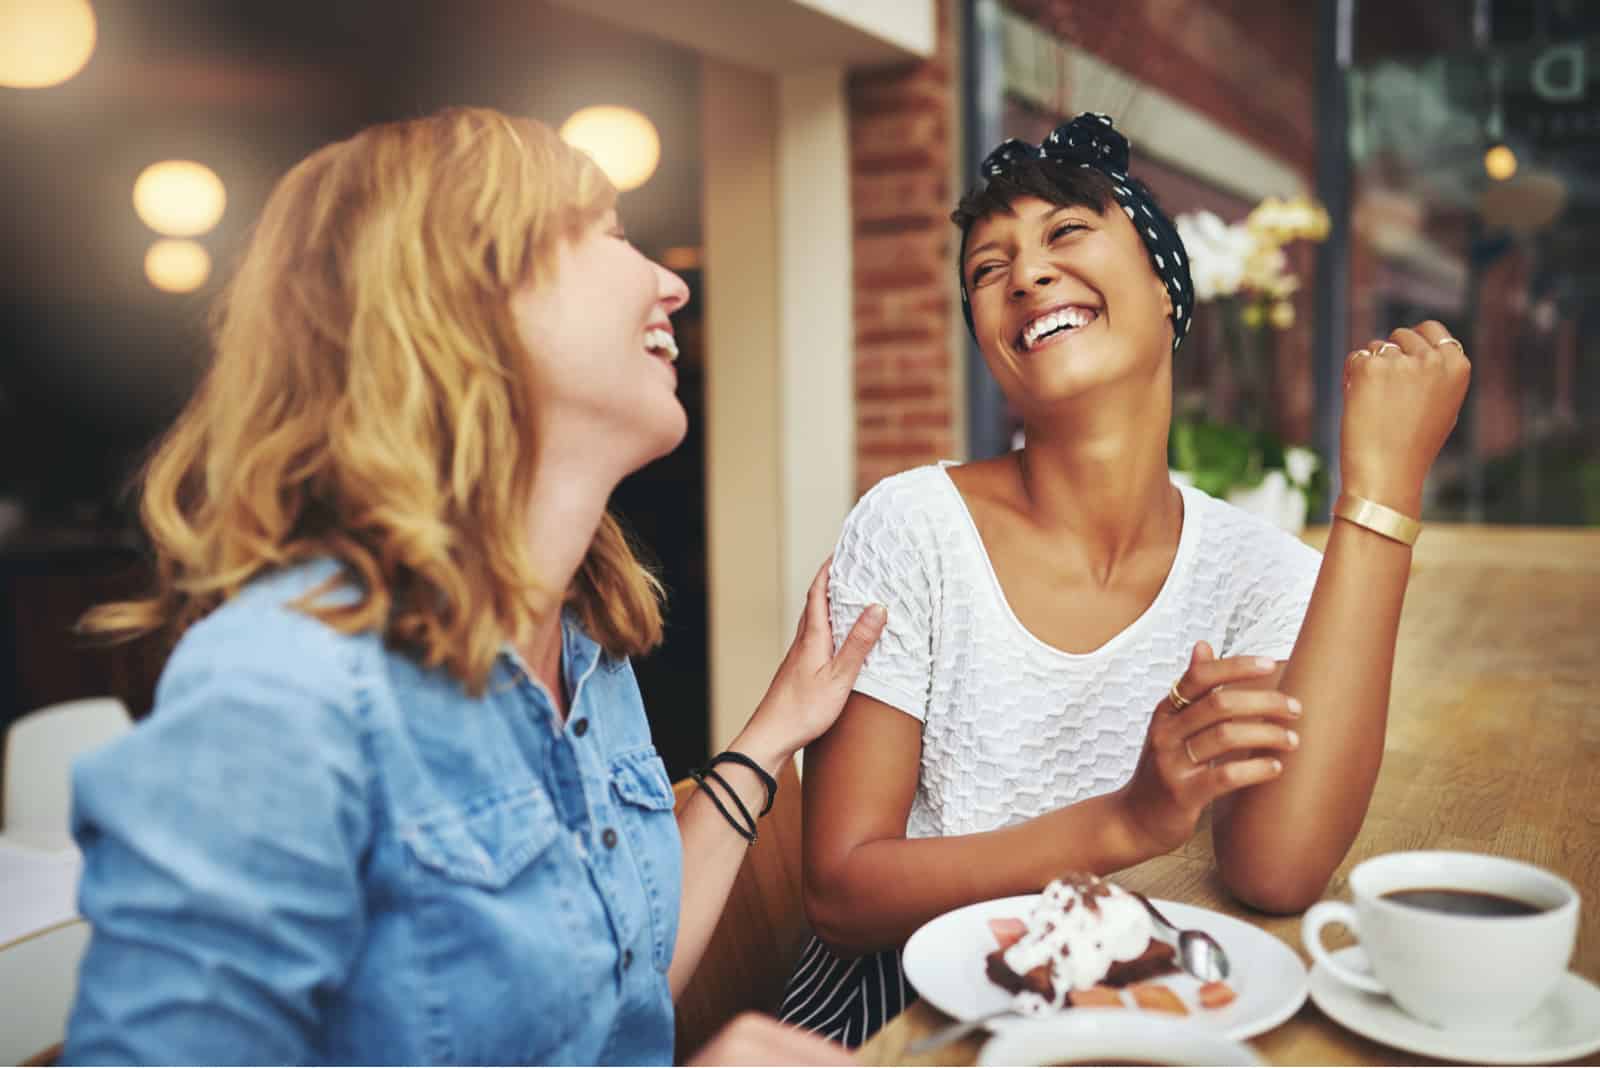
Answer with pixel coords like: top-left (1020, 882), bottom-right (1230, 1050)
top-left (1017, 305), bottom-right (1100, 352)
top-left (644, 326), bottom-right (679, 362)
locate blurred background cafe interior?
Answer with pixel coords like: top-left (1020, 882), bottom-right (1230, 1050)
top-left (1, 0), bottom-right (1597, 855)
top-left (3, 0), bottom-right (1599, 1062)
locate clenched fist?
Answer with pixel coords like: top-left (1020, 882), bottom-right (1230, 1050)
top-left (1340, 320), bottom-right (1471, 516)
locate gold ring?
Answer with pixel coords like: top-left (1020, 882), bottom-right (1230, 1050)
top-left (1185, 738), bottom-right (1201, 765)
top-left (1169, 680), bottom-right (1193, 711)
top-left (1438, 337), bottom-right (1463, 350)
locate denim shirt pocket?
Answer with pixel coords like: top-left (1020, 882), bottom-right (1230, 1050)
top-left (608, 746), bottom-right (682, 971)
top-left (401, 783), bottom-right (594, 1064)
top-left (404, 785), bottom-right (562, 889)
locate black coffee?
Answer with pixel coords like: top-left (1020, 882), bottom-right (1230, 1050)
top-left (1381, 886), bottom-right (1545, 917)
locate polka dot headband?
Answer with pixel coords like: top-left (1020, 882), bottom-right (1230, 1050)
top-left (959, 113), bottom-right (1194, 353)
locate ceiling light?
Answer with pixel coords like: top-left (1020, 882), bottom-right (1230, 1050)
top-left (0, 0), bottom-right (97, 89)
top-left (144, 239), bottom-right (210, 293)
top-left (560, 106), bottom-right (661, 192)
top-left (1484, 144), bottom-right (1518, 182)
top-left (133, 160), bottom-right (226, 237)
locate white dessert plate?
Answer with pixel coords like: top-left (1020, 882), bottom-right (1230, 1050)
top-left (902, 894), bottom-right (1307, 1042)
top-left (1309, 945), bottom-right (1600, 1065)
top-left (978, 1010), bottom-right (1263, 1066)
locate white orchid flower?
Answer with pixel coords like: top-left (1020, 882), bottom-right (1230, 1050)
top-left (1285, 446), bottom-right (1320, 487)
top-left (1227, 470), bottom-right (1308, 533)
top-left (1176, 210), bottom-right (1250, 301)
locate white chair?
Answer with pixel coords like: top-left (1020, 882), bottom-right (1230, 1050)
top-left (0, 919), bottom-right (90, 1065)
top-left (3, 697), bottom-right (132, 841)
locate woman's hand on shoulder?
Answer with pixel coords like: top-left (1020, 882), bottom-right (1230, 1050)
top-left (688, 1012), bottom-right (856, 1066)
top-left (1341, 320), bottom-right (1471, 515)
top-left (1111, 642), bottom-right (1300, 855)
top-left (741, 555), bottom-right (886, 770)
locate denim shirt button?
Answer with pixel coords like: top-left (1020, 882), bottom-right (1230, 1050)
top-left (622, 948), bottom-right (634, 970)
top-left (602, 827), bottom-right (619, 849)
top-left (573, 718), bottom-right (589, 737)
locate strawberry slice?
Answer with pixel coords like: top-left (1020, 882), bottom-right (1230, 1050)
top-left (1129, 983), bottom-right (1189, 1015)
top-left (987, 917), bottom-right (1027, 949)
top-left (1067, 985), bottom-right (1125, 1008)
top-left (1198, 981), bottom-right (1237, 1009)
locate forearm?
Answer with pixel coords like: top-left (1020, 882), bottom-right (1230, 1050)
top-left (667, 727), bottom-right (787, 998)
top-left (805, 791), bottom-right (1157, 956)
top-left (1213, 515), bottom-right (1413, 912)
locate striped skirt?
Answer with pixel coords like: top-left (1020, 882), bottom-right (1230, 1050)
top-left (776, 935), bottom-right (918, 1049)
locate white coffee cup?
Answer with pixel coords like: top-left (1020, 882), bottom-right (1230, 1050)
top-left (1302, 851), bottom-right (1578, 1030)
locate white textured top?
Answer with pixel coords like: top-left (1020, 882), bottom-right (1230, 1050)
top-left (828, 462), bottom-right (1323, 841)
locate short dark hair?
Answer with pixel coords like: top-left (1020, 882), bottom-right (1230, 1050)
top-left (950, 158), bottom-right (1117, 243)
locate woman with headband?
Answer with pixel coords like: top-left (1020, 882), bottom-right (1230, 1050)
top-left (61, 108), bottom-right (879, 1065)
top-left (780, 113), bottom-right (1469, 1045)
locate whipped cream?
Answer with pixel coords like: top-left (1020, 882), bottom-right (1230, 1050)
top-left (1001, 873), bottom-right (1154, 1014)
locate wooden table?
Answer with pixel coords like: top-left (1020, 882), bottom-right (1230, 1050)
top-left (860, 525), bottom-right (1600, 1066)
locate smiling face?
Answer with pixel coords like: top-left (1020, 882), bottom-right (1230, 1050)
top-left (510, 208), bottom-right (691, 470)
top-left (962, 192), bottom-right (1174, 414)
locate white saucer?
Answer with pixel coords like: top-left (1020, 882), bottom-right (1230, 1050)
top-left (1308, 946), bottom-right (1600, 1065)
top-left (978, 1010), bottom-right (1263, 1067)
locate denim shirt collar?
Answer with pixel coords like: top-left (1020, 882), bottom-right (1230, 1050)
top-left (497, 607), bottom-right (605, 703)
top-left (558, 607), bottom-right (605, 683)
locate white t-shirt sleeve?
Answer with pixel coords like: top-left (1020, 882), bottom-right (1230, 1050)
top-left (1222, 521), bottom-right (1324, 662)
top-left (828, 475), bottom-right (938, 721)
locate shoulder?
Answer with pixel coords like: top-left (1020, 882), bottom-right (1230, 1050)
top-left (1181, 483), bottom-right (1322, 578)
top-left (153, 559), bottom-right (379, 727)
top-left (73, 563), bottom-right (380, 844)
top-left (840, 463), bottom-right (969, 550)
top-left (835, 464), bottom-right (962, 573)
top-left (828, 465), bottom-right (963, 614)
top-left (849, 463), bottom-right (957, 520)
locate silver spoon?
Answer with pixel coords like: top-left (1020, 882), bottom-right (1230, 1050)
top-left (1132, 891), bottom-right (1231, 982)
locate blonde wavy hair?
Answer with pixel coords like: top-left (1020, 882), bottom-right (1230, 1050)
top-left (82, 107), bottom-right (664, 693)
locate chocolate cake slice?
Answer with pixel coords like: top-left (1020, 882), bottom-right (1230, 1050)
top-left (983, 872), bottom-right (1183, 1011)
top-left (985, 947), bottom-right (1053, 999)
top-left (1103, 938), bottom-right (1179, 985)
top-left (985, 936), bottom-right (1176, 1000)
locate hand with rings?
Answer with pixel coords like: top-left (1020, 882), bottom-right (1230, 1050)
top-left (1112, 641), bottom-right (1303, 856)
top-left (1341, 319), bottom-right (1472, 517)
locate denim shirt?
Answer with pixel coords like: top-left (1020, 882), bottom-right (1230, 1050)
top-left (63, 561), bottom-right (682, 1065)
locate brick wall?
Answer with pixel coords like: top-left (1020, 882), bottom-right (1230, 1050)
top-left (1004, 0), bottom-right (1316, 177)
top-left (847, 1), bottom-right (959, 495)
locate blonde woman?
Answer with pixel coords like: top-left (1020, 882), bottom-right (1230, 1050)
top-left (63, 108), bottom-right (881, 1066)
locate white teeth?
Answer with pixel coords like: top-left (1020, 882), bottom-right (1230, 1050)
top-left (1022, 306), bottom-right (1098, 350)
top-left (644, 327), bottom-right (678, 362)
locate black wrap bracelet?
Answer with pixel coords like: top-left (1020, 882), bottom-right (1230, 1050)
top-left (689, 750), bottom-right (779, 842)
top-left (706, 751), bottom-right (777, 816)
top-left (688, 766), bottom-right (757, 843)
